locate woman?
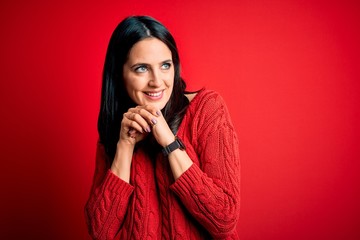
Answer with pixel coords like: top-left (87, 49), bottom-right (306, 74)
top-left (85, 16), bottom-right (240, 239)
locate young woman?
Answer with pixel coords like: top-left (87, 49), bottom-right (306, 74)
top-left (85, 16), bottom-right (240, 239)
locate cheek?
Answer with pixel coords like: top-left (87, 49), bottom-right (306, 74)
top-left (166, 71), bottom-right (175, 86)
top-left (123, 79), bottom-right (133, 95)
top-left (124, 75), bottom-right (143, 93)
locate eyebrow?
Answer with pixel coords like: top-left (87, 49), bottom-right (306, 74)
top-left (130, 59), bottom-right (173, 69)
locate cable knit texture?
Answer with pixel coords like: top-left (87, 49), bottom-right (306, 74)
top-left (85, 89), bottom-right (241, 239)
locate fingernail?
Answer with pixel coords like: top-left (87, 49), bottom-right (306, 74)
top-left (145, 127), bottom-right (151, 132)
top-left (156, 110), bottom-right (161, 116)
top-left (151, 118), bottom-right (157, 125)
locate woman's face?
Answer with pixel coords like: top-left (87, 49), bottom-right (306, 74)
top-left (123, 37), bottom-right (174, 110)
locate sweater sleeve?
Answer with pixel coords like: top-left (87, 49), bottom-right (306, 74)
top-left (170, 91), bottom-right (240, 239)
top-left (84, 142), bottom-right (134, 240)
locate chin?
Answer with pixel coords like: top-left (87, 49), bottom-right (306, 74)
top-left (134, 93), bottom-right (171, 109)
top-left (155, 101), bottom-right (168, 110)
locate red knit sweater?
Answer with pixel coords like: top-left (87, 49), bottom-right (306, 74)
top-left (85, 89), bottom-right (240, 239)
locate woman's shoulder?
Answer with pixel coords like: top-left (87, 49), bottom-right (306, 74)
top-left (182, 89), bottom-right (235, 140)
top-left (186, 88), bottom-right (227, 111)
top-left (180, 89), bottom-right (233, 138)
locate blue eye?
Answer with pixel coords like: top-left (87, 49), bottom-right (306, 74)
top-left (161, 62), bottom-right (171, 70)
top-left (135, 65), bottom-right (148, 73)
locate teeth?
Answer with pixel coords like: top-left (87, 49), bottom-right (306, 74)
top-left (146, 91), bottom-right (162, 97)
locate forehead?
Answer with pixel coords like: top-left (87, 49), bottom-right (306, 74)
top-left (126, 38), bottom-right (172, 64)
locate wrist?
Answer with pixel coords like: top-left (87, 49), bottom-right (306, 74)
top-left (160, 133), bottom-right (176, 147)
top-left (162, 136), bottom-right (186, 156)
top-left (117, 139), bottom-right (135, 150)
top-left (114, 140), bottom-right (135, 163)
top-left (111, 140), bottom-right (134, 183)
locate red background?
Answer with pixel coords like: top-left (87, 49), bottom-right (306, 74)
top-left (1, 0), bottom-right (359, 239)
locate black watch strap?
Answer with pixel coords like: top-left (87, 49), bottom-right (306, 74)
top-left (162, 137), bottom-right (185, 156)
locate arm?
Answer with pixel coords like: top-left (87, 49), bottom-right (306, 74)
top-left (84, 142), bottom-right (134, 240)
top-left (170, 92), bottom-right (241, 238)
top-left (85, 107), bottom-right (159, 239)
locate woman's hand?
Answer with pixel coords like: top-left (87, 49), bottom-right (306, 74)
top-left (112, 105), bottom-right (175, 182)
top-left (117, 104), bottom-right (193, 182)
top-left (119, 107), bottom-right (152, 145)
top-left (125, 105), bottom-right (175, 147)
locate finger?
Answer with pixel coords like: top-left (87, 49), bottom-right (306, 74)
top-left (138, 105), bottom-right (161, 117)
top-left (122, 114), bottom-right (145, 133)
top-left (133, 105), bottom-right (160, 118)
top-left (130, 107), bottom-right (160, 128)
top-left (124, 112), bottom-right (151, 133)
top-left (128, 128), bottom-right (138, 138)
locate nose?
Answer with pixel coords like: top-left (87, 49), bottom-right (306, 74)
top-left (148, 69), bottom-right (162, 87)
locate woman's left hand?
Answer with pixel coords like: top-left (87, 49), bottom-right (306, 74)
top-left (128, 105), bottom-right (175, 147)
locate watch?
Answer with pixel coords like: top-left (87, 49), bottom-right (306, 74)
top-left (162, 136), bottom-right (186, 156)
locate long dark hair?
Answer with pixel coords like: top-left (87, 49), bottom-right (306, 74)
top-left (98, 16), bottom-right (190, 162)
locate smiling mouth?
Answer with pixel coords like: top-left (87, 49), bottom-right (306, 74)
top-left (144, 90), bottom-right (164, 99)
top-left (145, 91), bottom-right (162, 97)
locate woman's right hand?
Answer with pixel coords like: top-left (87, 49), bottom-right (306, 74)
top-left (119, 106), bottom-right (158, 145)
top-left (111, 106), bottom-right (156, 182)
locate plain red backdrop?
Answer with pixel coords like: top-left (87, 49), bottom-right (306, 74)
top-left (0, 0), bottom-right (359, 239)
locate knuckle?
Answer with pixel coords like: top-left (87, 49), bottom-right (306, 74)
top-left (148, 105), bottom-right (156, 110)
top-left (133, 113), bottom-right (140, 120)
top-left (138, 108), bottom-right (146, 115)
top-left (130, 121), bottom-right (136, 127)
